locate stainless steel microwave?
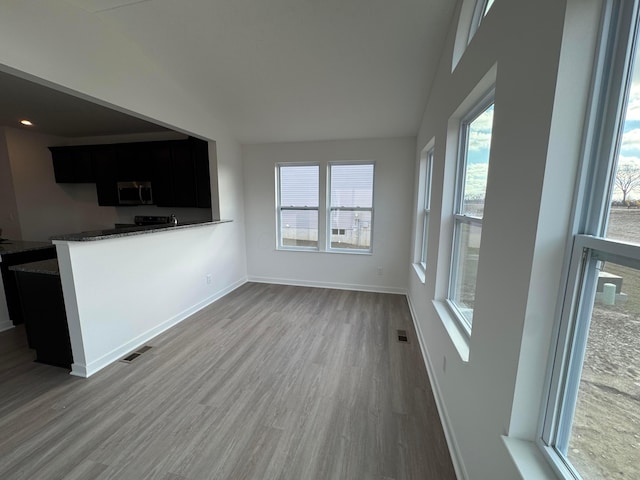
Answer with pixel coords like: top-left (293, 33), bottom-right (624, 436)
top-left (117, 181), bottom-right (153, 205)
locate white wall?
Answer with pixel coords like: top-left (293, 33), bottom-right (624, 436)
top-left (243, 138), bottom-right (415, 293)
top-left (407, 0), bottom-right (601, 478)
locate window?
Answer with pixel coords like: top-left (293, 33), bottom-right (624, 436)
top-left (328, 163), bottom-right (375, 252)
top-left (542, 2), bottom-right (640, 478)
top-left (277, 164), bottom-right (319, 249)
top-left (416, 147), bottom-right (434, 272)
top-left (470, 0), bottom-right (496, 41)
top-left (448, 95), bottom-right (494, 330)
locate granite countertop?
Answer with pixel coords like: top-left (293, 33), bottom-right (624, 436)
top-left (0, 240), bottom-right (55, 256)
top-left (50, 219), bottom-right (232, 242)
top-left (9, 259), bottom-right (60, 276)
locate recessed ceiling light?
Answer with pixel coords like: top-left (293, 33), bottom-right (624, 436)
top-left (20, 119), bottom-right (33, 126)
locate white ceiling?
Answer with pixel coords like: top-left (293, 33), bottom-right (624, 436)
top-left (1, 0), bottom-right (456, 143)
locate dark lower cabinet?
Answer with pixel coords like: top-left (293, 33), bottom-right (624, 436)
top-left (0, 246), bottom-right (57, 325)
top-left (14, 270), bottom-right (73, 369)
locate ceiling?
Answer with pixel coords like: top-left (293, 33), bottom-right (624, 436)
top-left (0, 0), bottom-right (457, 142)
top-left (0, 70), bottom-right (168, 137)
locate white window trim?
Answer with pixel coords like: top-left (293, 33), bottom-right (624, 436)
top-left (414, 146), bottom-right (434, 282)
top-left (453, 0), bottom-right (497, 71)
top-left (276, 163), bottom-right (320, 252)
top-left (447, 90), bottom-right (495, 335)
top-left (420, 148), bottom-right (434, 270)
top-left (327, 161), bottom-right (375, 254)
top-left (539, 0), bottom-right (640, 477)
top-left (468, 0), bottom-right (495, 44)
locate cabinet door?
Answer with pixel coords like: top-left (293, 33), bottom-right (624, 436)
top-left (170, 142), bottom-right (198, 207)
top-left (117, 143), bottom-right (152, 181)
top-left (93, 147), bottom-right (119, 206)
top-left (192, 140), bottom-right (212, 208)
top-left (151, 143), bottom-right (174, 207)
top-left (50, 147), bottom-right (94, 183)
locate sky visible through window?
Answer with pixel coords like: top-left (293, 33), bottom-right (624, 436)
top-left (462, 104), bottom-right (493, 217)
top-left (611, 44), bottom-right (640, 207)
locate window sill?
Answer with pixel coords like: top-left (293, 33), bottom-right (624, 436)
top-left (502, 437), bottom-right (559, 480)
top-left (276, 247), bottom-right (372, 256)
top-left (433, 300), bottom-right (470, 362)
top-left (412, 263), bottom-right (426, 283)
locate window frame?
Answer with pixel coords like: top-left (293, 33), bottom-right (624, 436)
top-left (447, 91), bottom-right (495, 334)
top-left (540, 0), bottom-right (640, 477)
top-left (327, 161), bottom-right (375, 254)
top-left (276, 163), bottom-right (320, 251)
top-left (469, 0), bottom-right (495, 44)
top-left (415, 146), bottom-right (434, 274)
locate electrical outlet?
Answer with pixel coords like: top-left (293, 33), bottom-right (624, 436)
top-left (206, 274), bottom-right (212, 285)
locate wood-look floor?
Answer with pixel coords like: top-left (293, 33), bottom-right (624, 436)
top-left (0, 283), bottom-right (456, 480)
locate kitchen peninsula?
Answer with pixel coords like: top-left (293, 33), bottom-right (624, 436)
top-left (52, 219), bottom-right (232, 378)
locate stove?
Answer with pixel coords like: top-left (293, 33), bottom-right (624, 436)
top-left (134, 215), bottom-right (172, 226)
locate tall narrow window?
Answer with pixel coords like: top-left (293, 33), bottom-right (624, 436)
top-left (542, 2), bottom-right (640, 479)
top-left (448, 97), bottom-right (494, 330)
top-left (328, 163), bottom-right (374, 252)
top-left (277, 164), bottom-right (319, 249)
top-left (469, 0), bottom-right (496, 42)
top-left (419, 148), bottom-right (434, 270)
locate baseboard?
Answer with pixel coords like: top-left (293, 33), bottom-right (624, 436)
top-left (406, 294), bottom-right (468, 480)
top-left (247, 275), bottom-right (407, 295)
top-left (0, 320), bottom-right (15, 333)
top-left (72, 277), bottom-right (248, 378)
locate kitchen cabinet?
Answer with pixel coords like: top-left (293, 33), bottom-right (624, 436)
top-left (49, 146), bottom-right (94, 183)
top-left (193, 138), bottom-right (212, 208)
top-left (92, 146), bottom-right (119, 206)
top-left (12, 261), bottom-right (73, 369)
top-left (116, 142), bottom-right (153, 181)
top-left (50, 138), bottom-right (211, 208)
top-left (151, 141), bottom-right (174, 207)
top-left (0, 243), bottom-right (57, 326)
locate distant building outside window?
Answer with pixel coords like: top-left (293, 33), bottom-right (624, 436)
top-left (328, 163), bottom-right (375, 252)
top-left (277, 164), bottom-right (319, 249)
top-left (276, 162), bottom-right (375, 253)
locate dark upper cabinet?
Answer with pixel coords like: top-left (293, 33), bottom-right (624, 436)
top-left (50, 138), bottom-right (211, 208)
top-left (152, 138), bottom-right (211, 208)
top-left (170, 141), bottom-right (198, 207)
top-left (49, 146), bottom-right (94, 183)
top-left (92, 147), bottom-right (119, 206)
top-left (150, 142), bottom-right (173, 207)
top-left (116, 142), bottom-right (153, 181)
top-left (193, 138), bottom-right (212, 208)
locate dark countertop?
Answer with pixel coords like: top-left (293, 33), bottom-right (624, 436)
top-left (0, 240), bottom-right (55, 257)
top-left (50, 219), bottom-right (232, 242)
top-left (10, 259), bottom-right (60, 276)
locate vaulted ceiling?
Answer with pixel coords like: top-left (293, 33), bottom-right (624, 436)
top-left (0, 0), bottom-right (456, 142)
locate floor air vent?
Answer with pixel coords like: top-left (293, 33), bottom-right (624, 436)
top-left (397, 330), bottom-right (408, 343)
top-left (120, 345), bottom-right (152, 363)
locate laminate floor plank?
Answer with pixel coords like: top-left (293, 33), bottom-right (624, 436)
top-left (0, 283), bottom-right (456, 479)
